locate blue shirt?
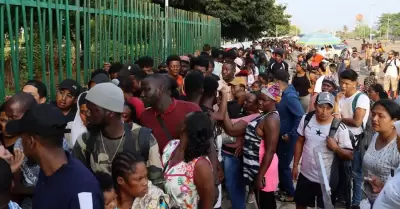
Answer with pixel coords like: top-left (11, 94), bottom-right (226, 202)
top-left (14, 138), bottom-right (71, 187)
top-left (33, 152), bottom-right (103, 209)
top-left (276, 84), bottom-right (305, 139)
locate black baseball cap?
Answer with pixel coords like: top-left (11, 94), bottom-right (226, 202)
top-left (59, 79), bottom-right (81, 97)
top-left (273, 69), bottom-right (290, 82)
top-left (6, 104), bottom-right (67, 137)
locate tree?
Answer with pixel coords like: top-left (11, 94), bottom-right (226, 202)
top-left (289, 25), bottom-right (301, 36)
top-left (352, 24), bottom-right (371, 38)
top-left (378, 13), bottom-right (400, 39)
top-left (153, 0), bottom-right (291, 40)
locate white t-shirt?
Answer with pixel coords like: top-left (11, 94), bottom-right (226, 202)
top-left (297, 115), bottom-right (353, 183)
top-left (363, 133), bottom-right (400, 184)
top-left (385, 59), bottom-right (400, 77)
top-left (373, 167), bottom-right (400, 209)
top-left (253, 66), bottom-right (260, 76)
top-left (314, 75), bottom-right (325, 93)
top-left (213, 61), bottom-right (223, 76)
top-left (339, 91), bottom-right (370, 135)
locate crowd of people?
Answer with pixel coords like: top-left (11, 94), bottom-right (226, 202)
top-left (1, 40), bottom-right (400, 209)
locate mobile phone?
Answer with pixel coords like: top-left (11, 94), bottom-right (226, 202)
top-left (262, 177), bottom-right (266, 187)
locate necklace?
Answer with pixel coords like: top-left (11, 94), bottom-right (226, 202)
top-left (100, 131), bottom-right (125, 163)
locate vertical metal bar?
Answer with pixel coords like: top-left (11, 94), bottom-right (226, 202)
top-left (87, 0), bottom-right (91, 72)
top-left (118, 0), bottom-right (121, 62)
top-left (5, 3), bottom-right (18, 92)
top-left (139, 1), bottom-right (143, 57)
top-left (149, 3), bottom-right (153, 58)
top-left (55, 0), bottom-right (63, 82)
top-left (29, 8), bottom-right (34, 78)
top-left (117, 0), bottom-right (121, 62)
top-left (83, 0), bottom-right (87, 82)
top-left (99, 0), bottom-right (103, 66)
top-left (75, 0), bottom-right (81, 83)
top-left (14, 6), bottom-right (20, 87)
top-left (134, 0), bottom-right (138, 60)
top-left (112, 0), bottom-right (116, 61)
top-left (36, 3), bottom-right (47, 88)
top-left (48, 0), bottom-right (56, 99)
top-left (129, 0), bottom-right (133, 62)
top-left (21, 0), bottom-right (33, 80)
top-left (0, 5), bottom-right (4, 101)
top-left (144, 2), bottom-right (147, 57)
top-left (94, 0), bottom-right (98, 68)
top-left (65, 0), bottom-right (71, 78)
top-left (107, 0), bottom-right (111, 62)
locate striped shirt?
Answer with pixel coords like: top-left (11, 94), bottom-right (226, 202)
top-left (243, 111), bottom-right (278, 183)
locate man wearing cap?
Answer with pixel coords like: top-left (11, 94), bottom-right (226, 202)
top-left (6, 104), bottom-right (103, 209)
top-left (179, 55), bottom-right (191, 77)
top-left (72, 83), bottom-right (163, 187)
top-left (88, 73), bottom-right (110, 89)
top-left (55, 79), bottom-right (82, 122)
top-left (292, 92), bottom-right (353, 209)
top-left (274, 69), bottom-right (304, 202)
top-left (119, 63), bottom-right (147, 98)
top-left (6, 93), bottom-right (71, 209)
top-left (268, 49), bottom-right (289, 77)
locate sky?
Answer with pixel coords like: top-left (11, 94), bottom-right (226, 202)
top-left (276, 0), bottom-right (399, 33)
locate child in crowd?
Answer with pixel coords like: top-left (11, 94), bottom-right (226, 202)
top-left (95, 172), bottom-right (117, 209)
top-left (251, 81), bottom-right (262, 92)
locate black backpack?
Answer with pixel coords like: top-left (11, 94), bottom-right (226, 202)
top-left (303, 111), bottom-right (353, 208)
top-left (84, 123), bottom-right (152, 170)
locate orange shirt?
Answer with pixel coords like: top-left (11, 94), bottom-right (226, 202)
top-left (176, 75), bottom-right (184, 87)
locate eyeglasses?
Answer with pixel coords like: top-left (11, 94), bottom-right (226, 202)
top-left (57, 90), bottom-right (74, 100)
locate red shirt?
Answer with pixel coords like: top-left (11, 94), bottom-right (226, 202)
top-left (127, 97), bottom-right (145, 118)
top-left (140, 99), bottom-right (201, 153)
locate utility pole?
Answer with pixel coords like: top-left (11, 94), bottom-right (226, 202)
top-left (369, 4), bottom-right (376, 42)
top-left (276, 25), bottom-right (278, 38)
top-left (387, 16), bottom-right (390, 40)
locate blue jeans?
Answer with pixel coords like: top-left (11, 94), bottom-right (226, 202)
top-left (277, 137), bottom-right (296, 197)
top-left (222, 152), bottom-right (246, 209)
top-left (352, 150), bottom-right (363, 206)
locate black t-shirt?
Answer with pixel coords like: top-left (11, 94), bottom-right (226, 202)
top-left (211, 74), bottom-right (220, 81)
top-left (292, 74), bottom-right (311, 97)
top-left (268, 61), bottom-right (289, 75)
top-left (51, 101), bottom-right (77, 122)
top-left (227, 100), bottom-right (243, 119)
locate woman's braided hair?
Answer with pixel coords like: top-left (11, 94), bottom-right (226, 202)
top-left (111, 151), bottom-right (145, 189)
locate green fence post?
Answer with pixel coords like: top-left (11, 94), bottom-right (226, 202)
top-left (0, 5), bottom-right (4, 101)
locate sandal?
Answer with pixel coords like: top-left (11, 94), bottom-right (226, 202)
top-left (278, 195), bottom-right (295, 203)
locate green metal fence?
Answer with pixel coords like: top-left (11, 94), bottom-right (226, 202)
top-left (0, 0), bottom-right (221, 100)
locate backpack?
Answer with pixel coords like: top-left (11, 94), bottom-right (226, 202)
top-left (84, 123), bottom-right (152, 171)
top-left (304, 111), bottom-right (353, 208)
top-left (383, 59), bottom-right (399, 74)
top-left (351, 92), bottom-right (370, 149)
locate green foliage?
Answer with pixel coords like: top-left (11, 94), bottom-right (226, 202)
top-left (378, 13), bottom-right (400, 38)
top-left (288, 25), bottom-right (301, 36)
top-left (353, 24), bottom-right (372, 38)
